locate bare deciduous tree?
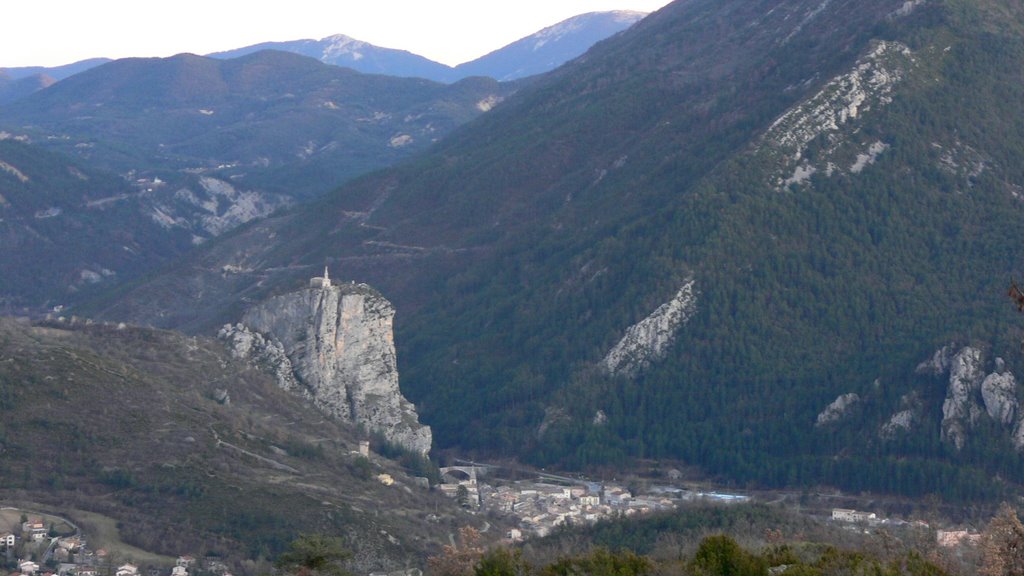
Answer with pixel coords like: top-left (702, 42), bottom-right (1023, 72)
top-left (980, 503), bottom-right (1024, 576)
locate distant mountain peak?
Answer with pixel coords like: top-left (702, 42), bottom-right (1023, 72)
top-left (533, 10), bottom-right (647, 45)
top-left (321, 34), bottom-right (370, 61)
top-left (453, 10), bottom-right (648, 80)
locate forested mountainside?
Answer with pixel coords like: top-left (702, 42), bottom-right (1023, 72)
top-left (0, 138), bottom-right (194, 312)
top-left (0, 50), bottom-right (515, 252)
top-left (88, 0), bottom-right (1024, 500)
top-left (0, 51), bottom-right (516, 310)
top-left (0, 50), bottom-right (515, 203)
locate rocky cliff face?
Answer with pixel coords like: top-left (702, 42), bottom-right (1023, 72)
top-left (879, 409), bottom-right (915, 439)
top-left (816, 393), bottom-right (861, 427)
top-left (220, 281), bottom-right (431, 455)
top-left (761, 40), bottom-right (916, 191)
top-left (925, 346), bottom-right (1024, 451)
top-left (601, 279), bottom-right (697, 377)
top-left (982, 358), bottom-right (1018, 427)
top-left (941, 347), bottom-right (986, 450)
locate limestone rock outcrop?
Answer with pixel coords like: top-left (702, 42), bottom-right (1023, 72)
top-left (924, 345), bottom-right (1024, 451)
top-left (982, 368), bottom-right (1018, 427)
top-left (879, 410), bottom-right (915, 439)
top-left (602, 279), bottom-right (697, 378)
top-left (941, 347), bottom-right (985, 451)
top-left (978, 358), bottom-right (1019, 426)
top-left (815, 393), bottom-right (860, 427)
top-left (915, 343), bottom-right (956, 376)
top-left (220, 278), bottom-right (431, 455)
top-left (220, 323), bottom-right (300, 392)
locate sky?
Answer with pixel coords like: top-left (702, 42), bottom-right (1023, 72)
top-left (3, 1), bottom-right (674, 69)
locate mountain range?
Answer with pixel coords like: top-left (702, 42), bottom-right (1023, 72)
top-left (208, 11), bottom-right (647, 82)
top-left (0, 10), bottom-right (645, 107)
top-left (0, 51), bottom-right (515, 308)
top-left (0, 11), bottom-right (647, 308)
top-left (84, 0), bottom-right (1024, 502)
top-left (0, 50), bottom-right (513, 200)
top-left (0, 59), bottom-right (111, 105)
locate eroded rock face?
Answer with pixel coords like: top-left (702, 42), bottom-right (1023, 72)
top-left (941, 347), bottom-right (985, 451)
top-left (602, 279), bottom-right (697, 378)
top-left (880, 410), bottom-right (915, 439)
top-left (219, 323), bottom-right (300, 392)
top-left (762, 40), bottom-right (915, 190)
top-left (222, 282), bottom-right (431, 455)
top-left (915, 343), bottom-right (956, 376)
top-left (981, 367), bottom-right (1019, 428)
top-left (930, 347), bottom-right (1023, 451)
top-left (816, 393), bottom-right (861, 427)
top-left (1013, 420), bottom-right (1024, 451)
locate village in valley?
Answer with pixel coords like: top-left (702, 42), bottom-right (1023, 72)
top-left (0, 468), bottom-right (985, 576)
top-left (436, 463), bottom-right (732, 540)
top-left (0, 510), bottom-right (226, 576)
top-left (431, 463), bottom-right (983, 552)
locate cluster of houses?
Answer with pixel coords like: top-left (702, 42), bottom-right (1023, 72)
top-left (829, 507), bottom-right (930, 529)
top-left (436, 469), bottom-right (750, 540)
top-left (2, 518), bottom-right (226, 576)
top-left (830, 508), bottom-right (982, 549)
top-left (487, 481), bottom-right (681, 538)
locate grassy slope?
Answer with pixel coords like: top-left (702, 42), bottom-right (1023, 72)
top-left (0, 318), bottom-right (483, 573)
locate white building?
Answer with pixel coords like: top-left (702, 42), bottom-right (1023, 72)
top-left (936, 530), bottom-right (981, 548)
top-left (832, 508), bottom-right (876, 522)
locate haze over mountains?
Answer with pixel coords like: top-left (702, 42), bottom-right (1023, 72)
top-left (208, 11), bottom-right (647, 82)
top-left (0, 52), bottom-right (513, 311)
top-left (0, 10), bottom-right (645, 105)
top-left (0, 10), bottom-right (647, 312)
top-left (0, 59), bottom-right (112, 105)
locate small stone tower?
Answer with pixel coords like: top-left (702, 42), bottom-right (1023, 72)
top-left (310, 266), bottom-right (332, 289)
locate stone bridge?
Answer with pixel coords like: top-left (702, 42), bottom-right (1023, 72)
top-left (439, 466), bottom-right (489, 483)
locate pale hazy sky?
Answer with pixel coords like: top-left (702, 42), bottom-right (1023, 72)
top-left (3, 1), bottom-right (673, 69)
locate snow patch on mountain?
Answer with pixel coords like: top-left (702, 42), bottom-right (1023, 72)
top-left (532, 11), bottom-right (646, 51)
top-left (783, 164), bottom-right (817, 188)
top-left (322, 35), bottom-right (367, 61)
top-left (533, 19), bottom-right (586, 51)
